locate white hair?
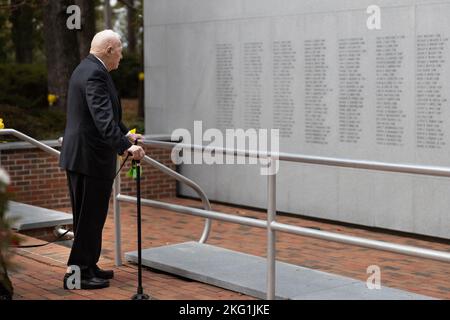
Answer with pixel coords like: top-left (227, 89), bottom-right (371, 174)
top-left (90, 30), bottom-right (121, 54)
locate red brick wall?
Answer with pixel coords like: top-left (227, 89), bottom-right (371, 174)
top-left (0, 144), bottom-right (176, 210)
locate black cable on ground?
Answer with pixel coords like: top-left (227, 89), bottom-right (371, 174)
top-left (13, 229), bottom-right (71, 248)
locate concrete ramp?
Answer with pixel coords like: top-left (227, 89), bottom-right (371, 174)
top-left (5, 201), bottom-right (73, 231)
top-left (125, 241), bottom-right (433, 300)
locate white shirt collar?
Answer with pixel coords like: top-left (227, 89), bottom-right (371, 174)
top-left (92, 54), bottom-right (108, 70)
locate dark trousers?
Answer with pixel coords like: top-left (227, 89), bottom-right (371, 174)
top-left (66, 170), bottom-right (113, 271)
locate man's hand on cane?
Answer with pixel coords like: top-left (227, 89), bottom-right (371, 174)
top-left (126, 129), bottom-right (145, 160)
top-left (127, 145), bottom-right (145, 160)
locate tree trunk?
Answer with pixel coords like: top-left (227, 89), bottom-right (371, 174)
top-left (75, 0), bottom-right (96, 59)
top-left (127, 0), bottom-right (136, 54)
top-left (43, 0), bottom-right (80, 112)
top-left (10, 0), bottom-right (34, 63)
top-left (104, 0), bottom-right (112, 29)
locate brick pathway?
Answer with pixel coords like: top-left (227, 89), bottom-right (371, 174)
top-left (8, 197), bottom-right (450, 300)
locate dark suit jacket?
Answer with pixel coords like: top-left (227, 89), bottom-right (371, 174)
top-left (59, 54), bottom-right (132, 180)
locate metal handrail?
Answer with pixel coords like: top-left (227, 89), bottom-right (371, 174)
top-left (0, 129), bottom-right (213, 264)
top-left (138, 138), bottom-right (450, 300)
top-left (143, 139), bottom-right (450, 178)
top-left (4, 129), bottom-right (447, 298)
top-left (0, 129), bottom-right (75, 239)
top-left (111, 144), bottom-right (213, 265)
top-left (113, 154), bottom-right (213, 265)
top-left (270, 221), bottom-right (450, 262)
top-left (117, 194), bottom-right (266, 228)
top-left (0, 129), bottom-right (60, 157)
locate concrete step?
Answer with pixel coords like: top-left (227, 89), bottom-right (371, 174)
top-left (125, 241), bottom-right (434, 300)
top-left (6, 201), bottom-right (73, 231)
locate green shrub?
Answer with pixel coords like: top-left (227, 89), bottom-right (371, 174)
top-left (110, 53), bottom-right (142, 98)
top-left (0, 59), bottom-right (144, 140)
top-left (0, 64), bottom-right (47, 109)
top-left (0, 104), bottom-right (65, 140)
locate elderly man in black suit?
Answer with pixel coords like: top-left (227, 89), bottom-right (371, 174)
top-left (59, 30), bottom-right (145, 289)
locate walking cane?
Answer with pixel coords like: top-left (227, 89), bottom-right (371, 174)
top-left (131, 139), bottom-right (150, 300)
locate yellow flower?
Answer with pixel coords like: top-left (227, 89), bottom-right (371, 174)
top-left (48, 94), bottom-right (58, 106)
top-left (129, 128), bottom-right (137, 134)
top-left (138, 72), bottom-right (145, 81)
top-left (0, 118), bottom-right (4, 129)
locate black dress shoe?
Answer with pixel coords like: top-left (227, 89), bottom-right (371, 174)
top-left (63, 273), bottom-right (110, 290)
top-left (92, 265), bottom-right (114, 280)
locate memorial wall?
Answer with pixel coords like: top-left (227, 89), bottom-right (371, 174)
top-left (144, 0), bottom-right (450, 238)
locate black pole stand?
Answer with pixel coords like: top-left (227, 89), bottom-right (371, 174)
top-left (131, 150), bottom-right (150, 300)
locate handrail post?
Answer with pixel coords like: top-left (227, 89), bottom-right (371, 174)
top-left (266, 157), bottom-right (276, 300)
top-left (113, 158), bottom-right (122, 266)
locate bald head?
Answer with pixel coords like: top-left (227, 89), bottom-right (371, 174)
top-left (90, 30), bottom-right (123, 72)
